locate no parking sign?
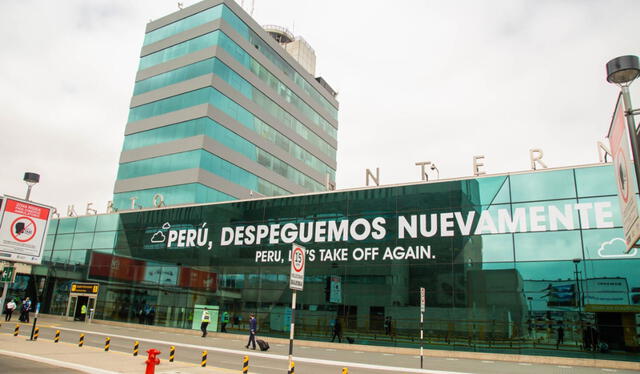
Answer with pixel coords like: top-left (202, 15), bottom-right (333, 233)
top-left (0, 197), bottom-right (52, 264)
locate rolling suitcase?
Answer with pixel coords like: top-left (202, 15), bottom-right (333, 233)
top-left (257, 339), bottom-right (270, 351)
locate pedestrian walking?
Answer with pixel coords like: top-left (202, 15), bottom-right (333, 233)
top-left (5, 299), bottom-right (16, 321)
top-left (556, 324), bottom-right (564, 349)
top-left (384, 316), bottom-right (392, 336)
top-left (221, 310), bottom-right (229, 332)
top-left (331, 318), bottom-right (342, 343)
top-left (201, 308), bottom-right (211, 337)
top-left (245, 313), bottom-right (257, 349)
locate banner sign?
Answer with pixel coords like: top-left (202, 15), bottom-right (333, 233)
top-left (0, 197), bottom-right (52, 264)
top-left (609, 93), bottom-right (640, 251)
top-left (70, 283), bottom-right (100, 295)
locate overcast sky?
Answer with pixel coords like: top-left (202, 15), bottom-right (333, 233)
top-left (1, 0), bottom-right (638, 214)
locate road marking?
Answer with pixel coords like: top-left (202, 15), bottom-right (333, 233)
top-left (518, 363), bottom-right (532, 366)
top-left (50, 327), bottom-right (473, 374)
top-left (557, 365), bottom-right (572, 369)
top-left (602, 369), bottom-right (617, 372)
top-left (446, 358), bottom-right (458, 361)
top-left (0, 349), bottom-right (119, 374)
top-left (383, 353), bottom-right (394, 356)
top-left (482, 361), bottom-right (494, 364)
top-left (354, 351), bottom-right (364, 354)
top-left (326, 348), bottom-right (337, 351)
top-left (299, 346), bottom-right (309, 349)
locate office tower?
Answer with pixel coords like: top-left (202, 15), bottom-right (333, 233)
top-left (113, 0), bottom-right (338, 210)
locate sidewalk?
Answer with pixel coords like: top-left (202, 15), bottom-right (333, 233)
top-left (0, 329), bottom-right (235, 374)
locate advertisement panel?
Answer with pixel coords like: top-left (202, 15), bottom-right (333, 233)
top-left (88, 252), bottom-right (146, 283)
top-left (609, 93), bottom-right (640, 250)
top-left (0, 196), bottom-right (52, 264)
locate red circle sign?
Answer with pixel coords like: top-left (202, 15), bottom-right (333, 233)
top-left (10, 216), bottom-right (37, 242)
top-left (292, 247), bottom-right (305, 272)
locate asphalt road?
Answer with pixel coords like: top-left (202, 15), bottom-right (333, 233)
top-left (0, 318), bottom-right (637, 374)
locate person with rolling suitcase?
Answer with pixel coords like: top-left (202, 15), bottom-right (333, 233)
top-left (245, 313), bottom-right (257, 350)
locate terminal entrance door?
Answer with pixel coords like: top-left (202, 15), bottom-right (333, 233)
top-left (65, 283), bottom-right (99, 322)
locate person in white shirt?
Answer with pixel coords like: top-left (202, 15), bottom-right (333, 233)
top-left (5, 299), bottom-right (16, 321)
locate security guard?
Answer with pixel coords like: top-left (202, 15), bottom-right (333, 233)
top-left (221, 311), bottom-right (230, 332)
top-left (80, 304), bottom-right (87, 321)
top-left (201, 308), bottom-right (211, 337)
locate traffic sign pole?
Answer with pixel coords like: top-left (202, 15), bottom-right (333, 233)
top-left (288, 244), bottom-right (306, 374)
top-left (419, 287), bottom-right (425, 369)
top-left (288, 290), bottom-right (296, 374)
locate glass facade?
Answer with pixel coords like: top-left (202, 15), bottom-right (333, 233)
top-left (115, 0), bottom-right (338, 211)
top-left (28, 164), bottom-right (640, 362)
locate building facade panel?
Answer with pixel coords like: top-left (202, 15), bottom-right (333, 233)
top-left (26, 164), bottom-right (640, 362)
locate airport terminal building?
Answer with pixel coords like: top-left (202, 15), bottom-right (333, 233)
top-left (9, 162), bottom-right (639, 362)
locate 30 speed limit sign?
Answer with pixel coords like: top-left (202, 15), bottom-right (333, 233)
top-left (289, 244), bottom-right (306, 291)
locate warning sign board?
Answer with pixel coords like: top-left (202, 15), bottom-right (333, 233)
top-left (0, 197), bottom-right (52, 264)
top-left (609, 93), bottom-right (640, 251)
top-left (289, 244), bottom-right (306, 291)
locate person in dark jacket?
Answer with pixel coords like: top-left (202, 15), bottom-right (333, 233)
top-left (245, 313), bottom-right (257, 349)
top-left (331, 318), bottom-right (342, 343)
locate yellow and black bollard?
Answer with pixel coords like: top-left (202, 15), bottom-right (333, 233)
top-left (242, 355), bottom-right (249, 373)
top-left (169, 346), bottom-right (175, 362)
top-left (54, 330), bottom-right (60, 343)
top-left (342, 368), bottom-right (348, 374)
top-left (33, 328), bottom-right (39, 341)
top-left (201, 350), bottom-right (207, 367)
top-left (133, 341), bottom-right (139, 356)
top-left (13, 324), bottom-right (19, 336)
top-left (79, 334), bottom-right (85, 347)
top-left (104, 337), bottom-right (110, 351)
top-left (288, 361), bottom-right (295, 374)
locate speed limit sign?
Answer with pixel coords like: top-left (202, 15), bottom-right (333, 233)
top-left (289, 244), bottom-right (306, 291)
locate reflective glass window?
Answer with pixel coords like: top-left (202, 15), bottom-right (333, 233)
top-left (143, 5), bottom-right (223, 46)
top-left (57, 218), bottom-right (77, 234)
top-left (128, 87), bottom-right (336, 161)
top-left (510, 169), bottom-right (576, 203)
top-left (72, 233), bottom-right (93, 250)
top-left (574, 165), bottom-right (617, 197)
top-left (75, 215), bottom-right (97, 233)
top-left (514, 231), bottom-right (582, 261)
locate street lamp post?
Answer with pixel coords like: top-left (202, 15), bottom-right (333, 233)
top-left (23, 172), bottom-right (40, 201)
top-left (606, 55), bottom-right (640, 190)
top-left (572, 258), bottom-right (583, 343)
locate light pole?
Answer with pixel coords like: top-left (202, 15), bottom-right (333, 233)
top-left (572, 258), bottom-right (583, 339)
top-left (23, 172), bottom-right (40, 201)
top-left (606, 55), bottom-right (640, 190)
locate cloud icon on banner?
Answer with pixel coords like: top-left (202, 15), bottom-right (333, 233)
top-left (151, 231), bottom-right (166, 243)
top-left (162, 222), bottom-right (171, 229)
top-left (597, 238), bottom-right (638, 258)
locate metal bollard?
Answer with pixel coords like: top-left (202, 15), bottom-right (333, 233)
top-left (54, 330), bottom-right (60, 343)
top-left (33, 328), bottom-right (39, 341)
top-left (201, 350), bottom-right (207, 367)
top-left (104, 337), bottom-right (110, 351)
top-left (342, 368), bottom-right (348, 374)
top-left (169, 346), bottom-right (175, 362)
top-left (242, 355), bottom-right (249, 373)
top-left (79, 334), bottom-right (85, 347)
top-left (133, 341), bottom-right (139, 356)
top-left (13, 324), bottom-right (19, 336)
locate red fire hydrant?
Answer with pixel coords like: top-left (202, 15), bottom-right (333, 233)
top-left (145, 348), bottom-right (161, 374)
